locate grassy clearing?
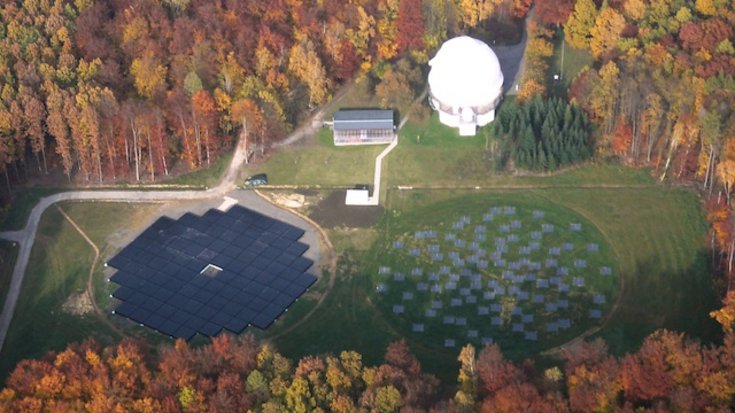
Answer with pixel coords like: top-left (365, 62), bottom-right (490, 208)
top-left (264, 182), bottom-right (718, 383)
top-left (323, 77), bottom-right (381, 118)
top-left (251, 129), bottom-right (384, 186)
top-left (0, 240), bottom-right (18, 312)
top-left (538, 187), bottom-right (720, 353)
top-left (549, 32), bottom-right (594, 96)
top-left (0, 202), bottom-right (161, 383)
top-left (371, 194), bottom-right (617, 358)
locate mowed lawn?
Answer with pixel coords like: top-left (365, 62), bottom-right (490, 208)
top-left (0, 202), bottom-right (161, 382)
top-left (261, 181), bottom-right (719, 383)
top-left (251, 129), bottom-right (385, 186)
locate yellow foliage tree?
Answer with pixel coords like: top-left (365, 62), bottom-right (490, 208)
top-left (564, 0), bottom-right (598, 50)
top-left (130, 54), bottom-right (167, 100)
top-left (589, 6), bottom-right (626, 58)
top-left (456, 0), bottom-right (500, 29)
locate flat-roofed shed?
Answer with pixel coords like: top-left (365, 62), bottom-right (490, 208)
top-left (332, 109), bottom-right (395, 146)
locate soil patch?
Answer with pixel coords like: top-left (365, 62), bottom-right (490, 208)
top-left (310, 190), bottom-right (383, 228)
top-left (61, 292), bottom-right (93, 316)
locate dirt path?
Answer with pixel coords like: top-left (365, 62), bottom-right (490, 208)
top-left (55, 205), bottom-right (127, 339)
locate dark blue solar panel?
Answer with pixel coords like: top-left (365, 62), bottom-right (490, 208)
top-left (251, 313), bottom-right (274, 329)
top-left (260, 287), bottom-right (279, 302)
top-left (186, 316), bottom-right (208, 331)
top-left (217, 285), bottom-right (238, 299)
top-left (130, 307), bottom-right (152, 324)
top-left (291, 257), bottom-right (313, 272)
top-left (198, 305), bottom-right (217, 321)
top-left (200, 322), bottom-right (222, 337)
top-left (271, 278), bottom-right (291, 292)
top-left (147, 314), bottom-right (167, 330)
top-left (260, 247), bottom-right (281, 260)
top-left (223, 245), bottom-right (242, 259)
top-left (211, 254), bottom-right (232, 269)
top-left (238, 250), bottom-right (258, 264)
top-left (178, 213), bottom-right (199, 227)
top-left (114, 302), bottom-right (136, 317)
top-left (209, 295), bottom-right (229, 310)
top-left (273, 293), bottom-right (294, 308)
top-left (173, 325), bottom-right (196, 341)
top-left (157, 303), bottom-right (177, 319)
top-left (283, 227), bottom-right (306, 241)
top-left (287, 242), bottom-right (309, 256)
top-left (112, 286), bottom-right (134, 300)
top-left (252, 256), bottom-right (272, 270)
top-left (271, 237), bottom-right (292, 250)
top-left (185, 299), bottom-right (204, 314)
top-left (192, 289), bottom-right (214, 304)
top-left (224, 317), bottom-right (249, 334)
top-left (294, 273), bottom-right (317, 289)
top-left (248, 297), bottom-right (269, 312)
top-left (110, 206), bottom-right (316, 340)
top-left (159, 320), bottom-right (180, 336)
top-left (141, 298), bottom-right (163, 312)
top-left (211, 312), bottom-right (232, 327)
top-left (204, 279), bottom-right (225, 294)
top-left (267, 262), bottom-right (287, 276)
top-left (222, 301), bottom-right (243, 316)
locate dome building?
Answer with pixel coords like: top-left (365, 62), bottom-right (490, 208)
top-left (428, 36), bottom-right (504, 136)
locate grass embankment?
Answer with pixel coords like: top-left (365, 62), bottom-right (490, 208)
top-left (0, 202), bottom-right (161, 383)
top-left (160, 152), bottom-right (232, 188)
top-left (262, 176), bottom-right (718, 384)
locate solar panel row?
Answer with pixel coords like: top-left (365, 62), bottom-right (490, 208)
top-left (109, 205), bottom-right (316, 340)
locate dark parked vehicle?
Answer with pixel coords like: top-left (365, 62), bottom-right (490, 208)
top-left (245, 173), bottom-right (268, 187)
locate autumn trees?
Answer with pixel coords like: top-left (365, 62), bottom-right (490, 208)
top-left (0, 0), bottom-right (439, 189)
top-left (0, 336), bottom-right (441, 413)
top-left (4, 302), bottom-right (735, 413)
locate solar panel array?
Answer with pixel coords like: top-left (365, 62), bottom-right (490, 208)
top-left (378, 206), bottom-right (617, 350)
top-left (108, 205), bottom-right (316, 340)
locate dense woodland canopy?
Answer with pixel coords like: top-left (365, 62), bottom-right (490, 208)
top-left (493, 97), bottom-right (592, 170)
top-left (1, 294), bottom-right (735, 412)
top-left (0, 0), bottom-right (531, 188)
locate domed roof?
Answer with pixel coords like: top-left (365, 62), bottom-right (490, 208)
top-left (428, 36), bottom-right (504, 109)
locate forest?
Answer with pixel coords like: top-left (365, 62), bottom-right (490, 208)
top-left (492, 97), bottom-right (592, 170)
top-left (0, 0), bottom-right (531, 189)
top-left (1, 294), bottom-right (734, 413)
top-left (523, 0), bottom-right (735, 285)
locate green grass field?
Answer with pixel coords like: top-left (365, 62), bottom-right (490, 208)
top-left (0, 240), bottom-right (18, 312)
top-left (251, 129), bottom-right (385, 186)
top-left (370, 194), bottom-right (617, 357)
top-left (259, 181), bottom-right (719, 383)
top-left (0, 202), bottom-right (161, 382)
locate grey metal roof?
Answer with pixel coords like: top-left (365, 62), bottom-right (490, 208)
top-left (333, 109), bottom-right (394, 131)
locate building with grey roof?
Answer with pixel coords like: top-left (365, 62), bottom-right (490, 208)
top-left (332, 109), bottom-right (396, 146)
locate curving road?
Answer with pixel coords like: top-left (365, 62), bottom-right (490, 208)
top-left (0, 127), bottom-right (324, 353)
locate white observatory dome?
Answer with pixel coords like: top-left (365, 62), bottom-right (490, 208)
top-left (428, 36), bottom-right (504, 136)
